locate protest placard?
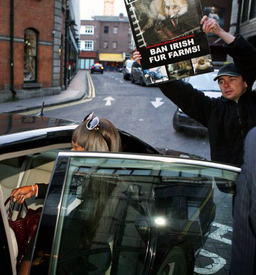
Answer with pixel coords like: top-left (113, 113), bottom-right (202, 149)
top-left (124, 0), bottom-right (214, 85)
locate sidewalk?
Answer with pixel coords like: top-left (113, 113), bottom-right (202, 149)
top-left (0, 70), bottom-right (88, 114)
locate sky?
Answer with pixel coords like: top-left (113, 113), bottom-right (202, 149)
top-left (80, 0), bottom-right (127, 19)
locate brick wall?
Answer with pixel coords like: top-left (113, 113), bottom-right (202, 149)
top-left (0, 0), bottom-right (54, 94)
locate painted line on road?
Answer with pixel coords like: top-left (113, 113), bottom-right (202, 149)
top-left (194, 249), bottom-right (226, 274)
top-left (194, 222), bottom-right (232, 274)
top-left (19, 71), bottom-right (95, 115)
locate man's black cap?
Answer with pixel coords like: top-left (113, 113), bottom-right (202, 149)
top-left (214, 63), bottom-right (241, 81)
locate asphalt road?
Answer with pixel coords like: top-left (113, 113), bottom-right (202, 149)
top-left (43, 71), bottom-right (233, 275)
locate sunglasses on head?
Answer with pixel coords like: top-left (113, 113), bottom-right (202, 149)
top-left (83, 112), bottom-right (100, 131)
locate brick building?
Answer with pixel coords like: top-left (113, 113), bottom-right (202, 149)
top-left (79, 13), bottom-right (132, 71)
top-left (0, 0), bottom-right (80, 103)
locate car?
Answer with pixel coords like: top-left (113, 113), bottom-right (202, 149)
top-left (130, 61), bottom-right (147, 86)
top-left (173, 70), bottom-right (221, 136)
top-left (91, 63), bottom-right (104, 74)
top-left (123, 59), bottom-right (134, 80)
top-left (0, 113), bottom-right (240, 275)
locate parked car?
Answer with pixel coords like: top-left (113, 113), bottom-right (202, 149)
top-left (123, 59), bottom-right (134, 80)
top-left (0, 113), bottom-right (239, 275)
top-left (130, 61), bottom-right (147, 86)
top-left (91, 63), bottom-right (104, 74)
top-left (173, 70), bottom-right (221, 136)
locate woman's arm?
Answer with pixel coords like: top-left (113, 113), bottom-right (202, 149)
top-left (11, 183), bottom-right (47, 203)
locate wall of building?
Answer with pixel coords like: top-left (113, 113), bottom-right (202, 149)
top-left (0, 0), bottom-right (55, 100)
top-left (79, 14), bottom-right (131, 70)
top-left (0, 0), bottom-right (80, 103)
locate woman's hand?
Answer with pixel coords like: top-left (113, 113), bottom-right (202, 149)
top-left (11, 185), bottom-right (37, 204)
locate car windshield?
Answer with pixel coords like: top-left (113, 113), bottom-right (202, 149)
top-left (186, 72), bottom-right (220, 91)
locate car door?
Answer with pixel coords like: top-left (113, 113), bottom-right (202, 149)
top-left (13, 152), bottom-right (239, 275)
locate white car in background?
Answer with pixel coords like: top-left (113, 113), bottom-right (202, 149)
top-left (173, 71), bottom-right (221, 136)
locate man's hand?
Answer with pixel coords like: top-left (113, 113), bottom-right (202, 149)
top-left (201, 15), bottom-right (222, 35)
top-left (11, 185), bottom-right (37, 204)
top-left (201, 15), bottom-right (235, 44)
top-left (133, 50), bottom-right (142, 65)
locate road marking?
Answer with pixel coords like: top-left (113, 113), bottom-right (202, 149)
top-left (104, 96), bottom-right (115, 106)
top-left (194, 249), bottom-right (226, 274)
top-left (208, 222), bottom-right (232, 245)
top-left (19, 71), bottom-right (95, 115)
top-left (151, 97), bottom-right (164, 108)
top-left (194, 222), bottom-right (232, 274)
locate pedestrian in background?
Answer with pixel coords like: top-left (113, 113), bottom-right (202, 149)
top-left (230, 126), bottom-right (256, 275)
top-left (134, 15), bottom-right (256, 167)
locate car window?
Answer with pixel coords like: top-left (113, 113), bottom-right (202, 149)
top-left (41, 153), bottom-right (239, 274)
top-left (186, 72), bottom-right (220, 91)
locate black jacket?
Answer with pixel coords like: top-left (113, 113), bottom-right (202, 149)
top-left (159, 35), bottom-right (256, 167)
top-left (231, 126), bottom-right (256, 274)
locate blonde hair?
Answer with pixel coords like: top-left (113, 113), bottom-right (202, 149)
top-left (72, 118), bottom-right (122, 152)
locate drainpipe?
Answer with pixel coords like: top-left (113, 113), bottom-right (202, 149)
top-left (10, 0), bottom-right (16, 97)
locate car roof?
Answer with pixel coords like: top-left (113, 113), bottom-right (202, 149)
top-left (0, 114), bottom-right (205, 161)
top-left (0, 114), bottom-right (78, 155)
top-left (0, 114), bottom-right (77, 136)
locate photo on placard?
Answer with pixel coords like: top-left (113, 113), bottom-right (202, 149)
top-left (167, 60), bottom-right (193, 80)
top-left (192, 54), bottom-right (214, 74)
top-left (144, 66), bottom-right (169, 84)
top-left (132, 0), bottom-right (202, 46)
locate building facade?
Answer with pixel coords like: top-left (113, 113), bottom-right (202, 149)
top-left (0, 0), bottom-right (80, 103)
top-left (79, 14), bottom-right (132, 71)
top-left (229, 0), bottom-right (256, 47)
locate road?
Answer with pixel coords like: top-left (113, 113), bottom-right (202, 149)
top-left (43, 71), bottom-right (233, 275)
top-left (45, 71), bottom-right (211, 160)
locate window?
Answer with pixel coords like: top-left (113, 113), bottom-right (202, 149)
top-left (24, 29), bottom-right (37, 82)
top-left (80, 40), bottom-right (94, 51)
top-left (242, 0), bottom-right (256, 22)
top-left (80, 26), bottom-right (94, 35)
top-left (250, 0), bottom-right (256, 19)
top-left (112, 41), bottom-right (117, 49)
top-left (104, 26), bottom-right (109, 33)
top-left (103, 41), bottom-right (108, 49)
top-left (242, 0), bottom-right (250, 22)
top-left (47, 153), bottom-right (239, 275)
top-left (113, 26), bottom-right (118, 34)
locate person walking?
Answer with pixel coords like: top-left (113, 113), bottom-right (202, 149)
top-left (134, 15), bottom-right (256, 167)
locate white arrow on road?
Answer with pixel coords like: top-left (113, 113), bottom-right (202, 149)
top-left (151, 97), bottom-right (164, 108)
top-left (104, 96), bottom-right (115, 106)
